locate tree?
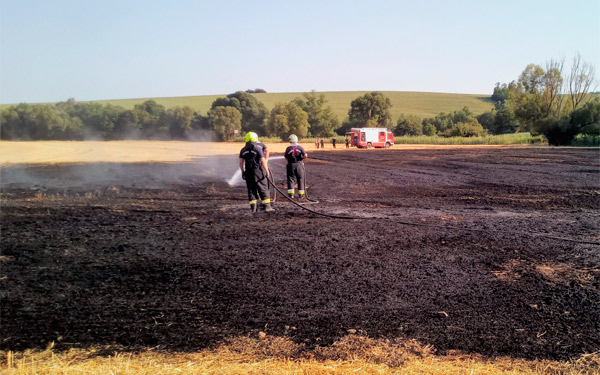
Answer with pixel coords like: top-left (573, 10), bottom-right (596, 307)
top-left (68, 102), bottom-right (123, 139)
top-left (348, 92), bottom-right (392, 127)
top-left (567, 53), bottom-right (597, 111)
top-left (191, 112), bottom-right (211, 131)
top-left (542, 58), bottom-right (564, 117)
top-left (534, 99), bottom-right (600, 145)
top-left (478, 102), bottom-right (520, 135)
top-left (208, 106), bottom-right (242, 141)
top-left (0, 103), bottom-right (82, 140)
top-left (476, 110), bottom-right (496, 132)
top-left (572, 99), bottom-right (600, 136)
top-left (1, 104), bottom-right (32, 139)
top-left (335, 118), bottom-right (357, 136)
top-left (448, 119), bottom-right (487, 137)
top-left (518, 64), bottom-right (545, 94)
top-left (395, 114), bottom-right (422, 136)
top-left (508, 82), bottom-right (544, 131)
top-left (493, 102), bottom-right (519, 134)
top-left (210, 91), bottom-right (268, 135)
top-left (114, 110), bottom-right (142, 139)
top-left (292, 91), bottom-right (339, 137)
top-left (422, 123), bottom-right (436, 136)
top-left (422, 113), bottom-right (451, 134)
top-left (131, 100), bottom-right (167, 138)
top-left (266, 102), bottom-right (309, 140)
top-left (423, 107), bottom-right (480, 136)
top-left (498, 55), bottom-right (597, 141)
top-left (165, 106), bottom-right (194, 139)
top-left (492, 83), bottom-right (509, 103)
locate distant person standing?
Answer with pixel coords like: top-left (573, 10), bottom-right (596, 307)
top-left (345, 137), bottom-right (350, 148)
top-left (320, 138), bottom-right (324, 148)
top-left (285, 134), bottom-right (308, 200)
top-left (315, 138), bottom-right (319, 149)
top-left (332, 137), bottom-right (336, 148)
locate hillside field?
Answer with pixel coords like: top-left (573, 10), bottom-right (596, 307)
top-left (92, 91), bottom-right (494, 120)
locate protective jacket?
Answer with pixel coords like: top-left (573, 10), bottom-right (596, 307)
top-left (284, 144), bottom-right (306, 164)
top-left (284, 144), bottom-right (307, 197)
top-left (239, 141), bottom-right (271, 205)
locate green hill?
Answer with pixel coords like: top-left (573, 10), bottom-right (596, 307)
top-left (94, 91), bottom-right (494, 120)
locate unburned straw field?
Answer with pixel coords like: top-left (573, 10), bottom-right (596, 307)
top-left (0, 142), bottom-right (599, 370)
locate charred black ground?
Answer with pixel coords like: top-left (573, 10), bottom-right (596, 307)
top-left (1, 147), bottom-right (599, 360)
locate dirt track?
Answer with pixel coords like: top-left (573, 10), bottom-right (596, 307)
top-left (1, 146), bottom-right (599, 360)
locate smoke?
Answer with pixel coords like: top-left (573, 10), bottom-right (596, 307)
top-left (0, 140), bottom-right (289, 192)
top-left (184, 129), bottom-right (217, 142)
top-left (0, 156), bottom-right (241, 191)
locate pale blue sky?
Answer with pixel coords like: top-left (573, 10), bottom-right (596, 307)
top-left (1, 0), bottom-right (599, 104)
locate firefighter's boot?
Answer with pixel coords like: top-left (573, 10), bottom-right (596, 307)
top-left (288, 194), bottom-right (294, 200)
top-left (250, 200), bottom-right (258, 213)
top-left (264, 203), bottom-right (274, 212)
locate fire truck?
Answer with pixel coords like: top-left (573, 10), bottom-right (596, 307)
top-left (346, 128), bottom-right (394, 148)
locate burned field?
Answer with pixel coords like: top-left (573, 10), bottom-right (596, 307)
top-left (1, 147), bottom-right (599, 361)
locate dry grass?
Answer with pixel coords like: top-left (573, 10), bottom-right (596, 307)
top-left (0, 141), bottom-right (297, 165)
top-left (1, 335), bottom-right (598, 375)
top-left (0, 141), bottom-right (532, 166)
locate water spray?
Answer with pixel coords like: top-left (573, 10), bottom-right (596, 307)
top-left (227, 155), bottom-right (285, 187)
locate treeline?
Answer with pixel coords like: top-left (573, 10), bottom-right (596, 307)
top-left (393, 55), bottom-right (599, 145)
top-left (0, 99), bottom-right (206, 140)
top-left (0, 91), bottom-right (340, 141)
top-left (2, 56), bottom-right (598, 144)
top-left (482, 55), bottom-right (599, 145)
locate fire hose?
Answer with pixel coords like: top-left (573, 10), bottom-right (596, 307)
top-left (265, 161), bottom-right (317, 204)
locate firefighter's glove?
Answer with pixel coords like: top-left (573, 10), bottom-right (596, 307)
top-left (241, 171), bottom-right (246, 180)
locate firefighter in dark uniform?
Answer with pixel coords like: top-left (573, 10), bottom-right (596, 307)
top-left (239, 132), bottom-right (273, 212)
top-left (285, 134), bottom-right (308, 200)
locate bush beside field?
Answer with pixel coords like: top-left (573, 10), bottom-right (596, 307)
top-left (392, 132), bottom-right (546, 145)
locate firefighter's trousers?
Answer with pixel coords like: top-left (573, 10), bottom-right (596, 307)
top-left (286, 162), bottom-right (305, 196)
top-left (245, 166), bottom-right (270, 204)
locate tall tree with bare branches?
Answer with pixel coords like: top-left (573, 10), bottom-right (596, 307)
top-left (543, 58), bottom-right (565, 117)
top-left (498, 54), bottom-right (597, 145)
top-left (568, 53), bottom-right (597, 111)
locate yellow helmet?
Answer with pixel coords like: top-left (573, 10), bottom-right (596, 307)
top-left (288, 134), bottom-right (298, 143)
top-left (245, 132), bottom-right (259, 142)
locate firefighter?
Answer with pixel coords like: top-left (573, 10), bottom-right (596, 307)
top-left (239, 132), bottom-right (273, 212)
top-left (285, 134), bottom-right (308, 200)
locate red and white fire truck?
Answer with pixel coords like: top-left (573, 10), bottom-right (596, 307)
top-left (346, 128), bottom-right (394, 148)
